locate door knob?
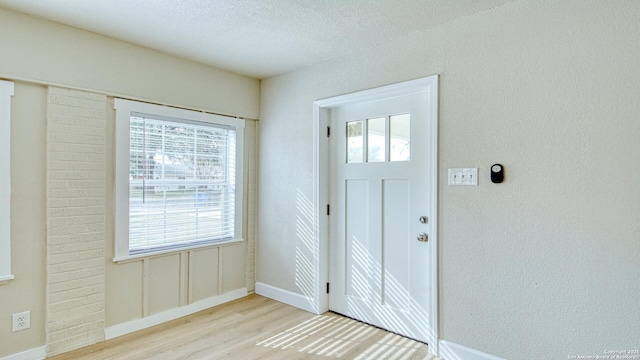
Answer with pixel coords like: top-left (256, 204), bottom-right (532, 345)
top-left (417, 233), bottom-right (429, 242)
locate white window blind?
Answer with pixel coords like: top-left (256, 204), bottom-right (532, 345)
top-left (115, 99), bottom-right (244, 261)
top-left (0, 80), bottom-right (14, 282)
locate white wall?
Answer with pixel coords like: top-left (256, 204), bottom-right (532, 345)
top-left (257, 0), bottom-right (640, 358)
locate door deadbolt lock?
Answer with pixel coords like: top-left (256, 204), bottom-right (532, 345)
top-left (419, 216), bottom-right (428, 224)
top-left (417, 233), bottom-right (429, 242)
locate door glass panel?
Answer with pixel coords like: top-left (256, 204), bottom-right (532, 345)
top-left (367, 117), bottom-right (386, 162)
top-left (347, 121), bottom-right (363, 163)
top-left (390, 114), bottom-right (410, 162)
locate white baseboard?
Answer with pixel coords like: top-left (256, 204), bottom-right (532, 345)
top-left (438, 340), bottom-right (504, 360)
top-left (104, 288), bottom-right (248, 340)
top-left (255, 282), bottom-right (318, 314)
top-left (0, 346), bottom-right (46, 360)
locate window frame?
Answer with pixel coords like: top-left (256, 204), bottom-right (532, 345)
top-left (114, 99), bottom-right (245, 262)
top-left (0, 80), bottom-right (14, 283)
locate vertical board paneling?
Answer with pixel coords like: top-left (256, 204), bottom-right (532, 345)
top-left (221, 243), bottom-right (247, 293)
top-left (105, 260), bottom-right (144, 326)
top-left (179, 252), bottom-right (189, 306)
top-left (148, 255), bottom-right (180, 315)
top-left (190, 248), bottom-right (220, 302)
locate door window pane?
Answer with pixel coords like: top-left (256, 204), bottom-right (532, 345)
top-left (367, 117), bottom-right (386, 162)
top-left (390, 114), bottom-right (410, 162)
top-left (347, 121), bottom-right (363, 163)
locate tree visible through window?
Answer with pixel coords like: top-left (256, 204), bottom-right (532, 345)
top-left (114, 99), bottom-right (244, 260)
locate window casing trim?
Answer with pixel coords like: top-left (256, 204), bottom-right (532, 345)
top-left (113, 238), bottom-right (242, 264)
top-left (114, 98), bottom-right (245, 262)
top-left (0, 80), bottom-right (14, 283)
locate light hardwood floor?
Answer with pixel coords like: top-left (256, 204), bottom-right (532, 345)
top-left (50, 294), bottom-right (440, 360)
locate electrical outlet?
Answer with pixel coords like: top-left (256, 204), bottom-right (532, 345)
top-left (12, 311), bottom-right (30, 332)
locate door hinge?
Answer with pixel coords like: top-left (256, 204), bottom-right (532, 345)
top-left (326, 204), bottom-right (330, 216)
top-left (326, 282), bottom-right (330, 294)
top-left (327, 126), bottom-right (331, 137)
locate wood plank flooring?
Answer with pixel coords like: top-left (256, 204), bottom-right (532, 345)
top-left (50, 294), bottom-right (440, 360)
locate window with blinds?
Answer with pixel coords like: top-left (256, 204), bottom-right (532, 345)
top-left (114, 99), bottom-right (244, 260)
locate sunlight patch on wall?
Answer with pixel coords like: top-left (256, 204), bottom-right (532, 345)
top-left (295, 189), bottom-right (320, 313)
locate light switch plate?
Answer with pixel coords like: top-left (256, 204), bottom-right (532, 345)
top-left (448, 168), bottom-right (478, 186)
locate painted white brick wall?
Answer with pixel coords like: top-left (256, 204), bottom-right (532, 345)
top-left (46, 87), bottom-right (106, 356)
top-left (245, 120), bottom-right (257, 293)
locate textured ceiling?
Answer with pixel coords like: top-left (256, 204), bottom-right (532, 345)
top-left (0, 0), bottom-right (513, 79)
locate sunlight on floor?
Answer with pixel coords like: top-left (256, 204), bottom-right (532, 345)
top-left (256, 314), bottom-right (437, 359)
top-left (353, 333), bottom-right (424, 360)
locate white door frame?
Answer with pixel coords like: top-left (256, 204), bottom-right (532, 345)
top-left (312, 75), bottom-right (439, 353)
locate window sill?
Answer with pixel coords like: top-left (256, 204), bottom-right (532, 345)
top-left (0, 274), bottom-right (15, 285)
top-left (113, 238), bottom-right (244, 264)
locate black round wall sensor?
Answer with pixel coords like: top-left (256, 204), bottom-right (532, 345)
top-left (490, 164), bottom-right (504, 183)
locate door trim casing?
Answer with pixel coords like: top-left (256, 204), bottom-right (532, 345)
top-left (312, 75), bottom-right (439, 354)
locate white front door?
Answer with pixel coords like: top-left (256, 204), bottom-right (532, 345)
top-left (328, 78), bottom-right (437, 345)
